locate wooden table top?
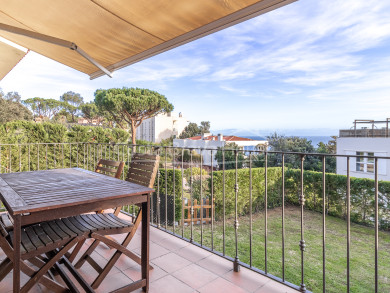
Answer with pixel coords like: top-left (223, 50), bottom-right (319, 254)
top-left (0, 168), bottom-right (154, 215)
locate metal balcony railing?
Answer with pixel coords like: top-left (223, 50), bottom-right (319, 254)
top-left (0, 142), bottom-right (389, 293)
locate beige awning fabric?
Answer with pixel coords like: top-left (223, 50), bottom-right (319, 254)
top-left (0, 41), bottom-right (27, 80)
top-left (0, 0), bottom-right (295, 79)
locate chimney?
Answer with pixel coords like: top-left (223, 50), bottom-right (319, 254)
top-left (218, 134), bottom-right (223, 141)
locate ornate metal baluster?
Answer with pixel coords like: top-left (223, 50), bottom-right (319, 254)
top-left (37, 144), bottom-right (39, 171)
top-left (211, 149), bottom-right (214, 251)
top-left (45, 144), bottom-right (48, 170)
top-left (374, 157), bottom-right (378, 293)
top-left (322, 155), bottom-right (326, 293)
top-left (172, 147), bottom-right (176, 234)
top-left (249, 151), bottom-right (253, 267)
top-left (76, 143), bottom-right (79, 167)
top-left (28, 144), bottom-right (30, 171)
top-left (83, 143), bottom-right (85, 169)
top-left (165, 146), bottom-right (168, 230)
top-left (53, 144), bottom-right (56, 168)
top-left (18, 145), bottom-right (21, 172)
top-left (233, 150), bottom-right (240, 272)
top-left (347, 156), bottom-right (350, 293)
top-left (223, 149), bottom-right (226, 255)
top-left (282, 153), bottom-right (285, 281)
top-left (181, 148), bottom-right (185, 238)
top-left (9, 145), bottom-right (11, 172)
top-left (190, 150), bottom-right (193, 242)
top-left (69, 143), bottom-right (72, 168)
top-left (299, 154), bottom-right (306, 292)
top-left (265, 151), bottom-right (268, 274)
top-left (157, 148), bottom-right (161, 228)
top-left (200, 148), bottom-right (204, 246)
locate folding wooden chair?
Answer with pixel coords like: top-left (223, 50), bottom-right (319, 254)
top-left (94, 159), bottom-right (125, 179)
top-left (0, 213), bottom-right (88, 293)
top-left (72, 153), bottom-right (160, 289)
top-left (66, 158), bottom-right (125, 261)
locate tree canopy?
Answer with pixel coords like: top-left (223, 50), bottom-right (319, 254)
top-left (23, 97), bottom-right (65, 120)
top-left (80, 102), bottom-right (100, 123)
top-left (94, 87), bottom-right (174, 144)
top-left (0, 89), bottom-right (32, 123)
top-left (215, 142), bottom-right (245, 170)
top-left (179, 121), bottom-right (211, 138)
top-left (60, 91), bottom-right (84, 122)
top-left (253, 133), bottom-right (336, 172)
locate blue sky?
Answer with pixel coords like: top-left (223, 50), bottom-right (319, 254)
top-left (1, 0), bottom-right (390, 136)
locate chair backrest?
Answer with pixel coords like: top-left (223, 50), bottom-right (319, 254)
top-left (95, 159), bottom-right (125, 179)
top-left (126, 153), bottom-right (160, 188)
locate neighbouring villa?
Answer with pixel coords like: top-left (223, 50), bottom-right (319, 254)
top-left (173, 134), bottom-right (268, 167)
top-left (136, 112), bottom-right (189, 143)
top-left (337, 119), bottom-right (390, 180)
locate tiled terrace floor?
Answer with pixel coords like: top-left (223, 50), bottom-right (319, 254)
top-left (0, 213), bottom-right (298, 293)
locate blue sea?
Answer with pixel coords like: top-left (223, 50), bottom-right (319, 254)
top-left (244, 135), bottom-right (333, 148)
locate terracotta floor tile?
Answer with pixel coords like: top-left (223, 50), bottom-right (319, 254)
top-left (173, 263), bottom-right (219, 289)
top-left (95, 271), bottom-right (133, 293)
top-left (0, 223), bottom-right (299, 293)
top-left (153, 234), bottom-right (190, 251)
top-left (198, 277), bottom-right (248, 293)
top-left (197, 254), bottom-right (233, 276)
top-left (133, 242), bottom-right (170, 260)
top-left (150, 228), bottom-right (170, 243)
top-left (123, 262), bottom-right (168, 282)
top-left (176, 244), bottom-right (212, 262)
top-left (222, 268), bottom-right (270, 292)
top-left (152, 252), bottom-right (191, 273)
top-left (149, 275), bottom-right (194, 293)
top-left (115, 252), bottom-right (147, 271)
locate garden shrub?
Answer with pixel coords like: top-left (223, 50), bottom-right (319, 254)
top-left (210, 167), bottom-right (390, 229)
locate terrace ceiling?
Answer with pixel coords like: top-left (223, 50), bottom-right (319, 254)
top-left (0, 0), bottom-right (296, 80)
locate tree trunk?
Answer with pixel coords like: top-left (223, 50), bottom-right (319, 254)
top-left (131, 120), bottom-right (137, 145)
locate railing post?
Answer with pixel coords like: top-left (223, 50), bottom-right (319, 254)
top-left (190, 150), bottom-right (194, 243)
top-left (282, 153), bottom-right (285, 281)
top-left (265, 151), bottom-right (268, 274)
top-left (299, 154), bottom-right (306, 292)
top-left (374, 157), bottom-right (379, 293)
top-left (322, 155), bottom-right (326, 293)
top-left (157, 148), bottom-right (161, 229)
top-left (233, 149), bottom-right (240, 272)
top-left (346, 156), bottom-right (350, 293)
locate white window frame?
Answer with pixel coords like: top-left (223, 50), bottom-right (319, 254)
top-left (356, 151), bottom-right (374, 173)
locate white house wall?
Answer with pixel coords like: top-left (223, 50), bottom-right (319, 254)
top-left (173, 139), bottom-right (224, 166)
top-left (136, 113), bottom-right (189, 143)
top-left (336, 137), bottom-right (390, 180)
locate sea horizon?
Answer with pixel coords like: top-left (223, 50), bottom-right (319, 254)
top-left (243, 135), bottom-right (333, 147)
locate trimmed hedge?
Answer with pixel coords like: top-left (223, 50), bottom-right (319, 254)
top-left (154, 169), bottom-right (182, 222)
top-left (210, 167), bottom-right (283, 219)
top-left (210, 167), bottom-right (390, 229)
top-left (285, 169), bottom-right (390, 229)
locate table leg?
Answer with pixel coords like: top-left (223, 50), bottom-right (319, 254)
top-left (142, 194), bottom-right (150, 292)
top-left (13, 214), bottom-right (21, 293)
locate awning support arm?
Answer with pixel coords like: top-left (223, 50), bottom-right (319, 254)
top-left (0, 23), bottom-right (112, 78)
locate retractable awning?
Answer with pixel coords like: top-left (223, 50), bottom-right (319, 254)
top-left (0, 0), bottom-right (295, 80)
top-left (0, 40), bottom-right (27, 80)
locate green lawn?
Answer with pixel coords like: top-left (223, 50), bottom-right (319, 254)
top-left (168, 206), bottom-right (390, 293)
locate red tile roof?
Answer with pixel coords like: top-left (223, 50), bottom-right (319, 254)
top-left (187, 135), bottom-right (255, 141)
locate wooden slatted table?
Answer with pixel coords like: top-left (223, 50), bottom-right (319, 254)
top-left (0, 168), bottom-right (154, 293)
